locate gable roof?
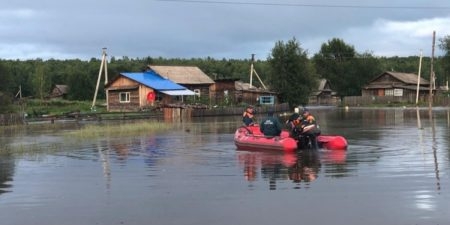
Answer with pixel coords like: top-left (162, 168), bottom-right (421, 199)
top-left (106, 71), bottom-right (195, 96)
top-left (370, 71), bottom-right (430, 85)
top-left (54, 84), bottom-right (69, 94)
top-left (147, 65), bottom-right (215, 84)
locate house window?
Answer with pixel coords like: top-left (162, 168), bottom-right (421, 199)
top-left (385, 89), bottom-right (394, 96)
top-left (393, 89), bottom-right (403, 96)
top-left (259, 96), bottom-right (275, 105)
top-left (119, 92), bottom-right (130, 103)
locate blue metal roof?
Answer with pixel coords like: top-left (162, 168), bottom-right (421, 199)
top-left (121, 71), bottom-right (186, 90)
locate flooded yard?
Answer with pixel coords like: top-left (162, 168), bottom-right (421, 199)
top-left (1, 107), bottom-right (449, 225)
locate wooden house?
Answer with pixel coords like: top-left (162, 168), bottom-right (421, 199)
top-left (308, 79), bottom-right (340, 105)
top-left (50, 84), bottom-right (69, 99)
top-left (146, 65), bottom-right (215, 99)
top-left (210, 78), bottom-right (240, 105)
top-left (235, 81), bottom-right (278, 106)
top-left (105, 71), bottom-right (195, 112)
top-left (362, 72), bottom-right (431, 99)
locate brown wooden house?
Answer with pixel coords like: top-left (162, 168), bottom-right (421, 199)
top-left (105, 71), bottom-right (194, 112)
top-left (210, 78), bottom-right (240, 105)
top-left (235, 81), bottom-right (278, 106)
top-left (146, 65), bottom-right (215, 99)
top-left (50, 84), bottom-right (69, 99)
top-left (308, 79), bottom-right (340, 105)
top-left (362, 71), bottom-right (431, 99)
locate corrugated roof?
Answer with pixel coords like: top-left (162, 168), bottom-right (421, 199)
top-left (148, 65), bottom-right (215, 84)
top-left (55, 84), bottom-right (69, 94)
top-left (370, 71), bottom-right (430, 85)
top-left (121, 71), bottom-right (187, 91)
top-left (388, 72), bottom-right (430, 85)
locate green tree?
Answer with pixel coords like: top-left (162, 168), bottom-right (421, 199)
top-left (313, 38), bottom-right (380, 97)
top-left (267, 38), bottom-right (317, 107)
top-left (31, 61), bottom-right (51, 100)
top-left (438, 35), bottom-right (450, 86)
top-left (0, 61), bottom-right (14, 112)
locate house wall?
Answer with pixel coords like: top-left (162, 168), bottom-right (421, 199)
top-left (107, 76), bottom-right (159, 111)
top-left (181, 84), bottom-right (211, 99)
top-left (308, 94), bottom-right (340, 106)
top-left (139, 85), bottom-right (155, 107)
top-left (107, 88), bottom-right (140, 112)
top-left (109, 76), bottom-right (138, 88)
top-left (210, 81), bottom-right (237, 104)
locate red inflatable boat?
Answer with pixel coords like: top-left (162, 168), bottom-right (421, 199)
top-left (234, 125), bottom-right (298, 152)
top-left (234, 125), bottom-right (347, 152)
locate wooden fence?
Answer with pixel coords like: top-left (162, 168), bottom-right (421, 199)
top-left (343, 95), bottom-right (450, 106)
top-left (192, 103), bottom-right (290, 117)
top-left (0, 113), bottom-right (26, 126)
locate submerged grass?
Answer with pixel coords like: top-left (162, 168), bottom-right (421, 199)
top-left (66, 121), bottom-right (175, 139)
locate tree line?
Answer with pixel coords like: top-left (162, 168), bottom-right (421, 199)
top-left (0, 37), bottom-right (449, 112)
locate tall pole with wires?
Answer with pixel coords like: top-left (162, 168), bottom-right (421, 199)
top-left (428, 31), bottom-right (435, 111)
top-left (415, 50), bottom-right (423, 105)
top-left (91, 47), bottom-right (108, 111)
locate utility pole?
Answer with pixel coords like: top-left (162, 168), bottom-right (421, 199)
top-left (91, 47), bottom-right (108, 111)
top-left (428, 31), bottom-right (435, 111)
top-left (249, 54), bottom-right (255, 88)
top-left (248, 54), bottom-right (267, 90)
top-left (415, 50), bottom-right (423, 105)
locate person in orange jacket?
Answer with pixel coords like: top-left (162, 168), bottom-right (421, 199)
top-left (242, 106), bottom-right (255, 126)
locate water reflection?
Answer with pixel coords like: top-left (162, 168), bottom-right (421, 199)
top-left (0, 155), bottom-right (14, 195)
top-left (237, 149), bottom-right (349, 190)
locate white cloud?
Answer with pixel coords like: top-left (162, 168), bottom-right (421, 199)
top-left (0, 8), bottom-right (37, 19)
top-left (339, 16), bottom-right (450, 57)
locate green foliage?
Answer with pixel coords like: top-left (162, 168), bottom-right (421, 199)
top-left (268, 38), bottom-right (317, 107)
top-left (24, 99), bottom-right (105, 117)
top-left (313, 38), bottom-right (381, 97)
top-left (438, 36), bottom-right (450, 83)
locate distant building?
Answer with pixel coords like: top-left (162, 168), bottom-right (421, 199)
top-left (362, 71), bottom-right (431, 98)
top-left (50, 84), bottom-right (69, 99)
top-left (105, 71), bottom-right (194, 112)
top-left (146, 65), bottom-right (215, 99)
top-left (210, 78), bottom-right (240, 105)
top-left (235, 81), bottom-right (277, 106)
top-left (308, 79), bottom-right (340, 105)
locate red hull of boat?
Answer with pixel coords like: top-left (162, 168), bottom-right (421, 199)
top-left (317, 135), bottom-right (348, 150)
top-left (234, 125), bottom-right (348, 151)
top-left (234, 126), bottom-right (297, 152)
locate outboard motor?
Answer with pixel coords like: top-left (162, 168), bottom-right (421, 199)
top-left (298, 124), bottom-right (321, 150)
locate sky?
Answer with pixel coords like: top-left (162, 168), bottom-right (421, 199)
top-left (1, 0), bottom-right (450, 61)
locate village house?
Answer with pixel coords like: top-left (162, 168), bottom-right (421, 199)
top-left (146, 65), bottom-right (215, 99)
top-left (343, 71), bottom-right (433, 106)
top-left (308, 79), bottom-right (340, 105)
top-left (105, 71), bottom-right (194, 112)
top-left (49, 84), bottom-right (69, 99)
top-left (235, 81), bottom-right (278, 106)
top-left (209, 78), bottom-right (240, 105)
top-left (362, 71), bottom-right (431, 99)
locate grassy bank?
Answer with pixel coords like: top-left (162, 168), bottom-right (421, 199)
top-left (65, 121), bottom-right (174, 139)
top-left (18, 99), bottom-right (107, 118)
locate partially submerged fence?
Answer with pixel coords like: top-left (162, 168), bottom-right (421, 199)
top-left (0, 113), bottom-right (25, 126)
top-left (343, 95), bottom-right (450, 106)
top-left (192, 103), bottom-right (290, 117)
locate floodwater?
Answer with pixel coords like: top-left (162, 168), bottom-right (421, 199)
top-left (0, 107), bottom-right (449, 225)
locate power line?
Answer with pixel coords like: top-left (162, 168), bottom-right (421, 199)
top-left (156, 0), bottom-right (450, 10)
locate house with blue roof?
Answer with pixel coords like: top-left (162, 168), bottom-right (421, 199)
top-left (105, 71), bottom-right (195, 111)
